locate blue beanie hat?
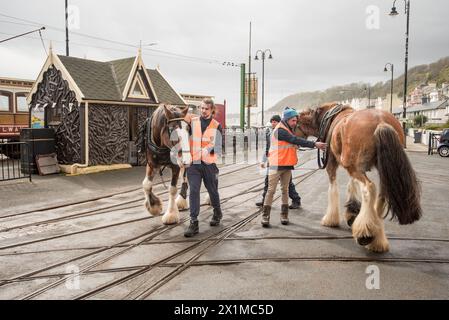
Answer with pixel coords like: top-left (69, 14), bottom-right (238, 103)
top-left (282, 107), bottom-right (298, 121)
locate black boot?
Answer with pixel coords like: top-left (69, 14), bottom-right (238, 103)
top-left (184, 220), bottom-right (199, 237)
top-left (210, 208), bottom-right (223, 226)
top-left (289, 198), bottom-right (301, 209)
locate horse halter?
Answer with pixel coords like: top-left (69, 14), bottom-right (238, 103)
top-left (166, 117), bottom-right (190, 139)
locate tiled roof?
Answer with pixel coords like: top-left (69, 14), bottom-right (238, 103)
top-left (392, 99), bottom-right (448, 114)
top-left (58, 55), bottom-right (122, 101)
top-left (146, 69), bottom-right (185, 105)
top-left (56, 55), bottom-right (185, 105)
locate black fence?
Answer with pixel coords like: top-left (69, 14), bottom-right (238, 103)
top-left (427, 132), bottom-right (441, 155)
top-left (0, 141), bottom-right (32, 182)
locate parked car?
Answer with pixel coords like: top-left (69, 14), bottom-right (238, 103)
top-left (437, 128), bottom-right (449, 157)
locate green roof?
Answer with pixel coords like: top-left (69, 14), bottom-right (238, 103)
top-left (56, 55), bottom-right (185, 105)
top-left (147, 69), bottom-right (185, 105)
top-left (58, 55), bottom-right (122, 101)
top-left (109, 57), bottom-right (136, 95)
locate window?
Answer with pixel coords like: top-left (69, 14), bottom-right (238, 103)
top-left (128, 74), bottom-right (149, 99)
top-left (16, 93), bottom-right (28, 112)
top-left (0, 91), bottom-right (12, 111)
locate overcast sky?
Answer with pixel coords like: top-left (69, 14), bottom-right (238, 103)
top-left (1, 0), bottom-right (449, 114)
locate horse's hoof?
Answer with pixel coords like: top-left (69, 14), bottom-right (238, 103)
top-left (357, 236), bottom-right (374, 246)
top-left (347, 216), bottom-right (356, 227)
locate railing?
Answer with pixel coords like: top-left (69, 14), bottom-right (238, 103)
top-left (0, 141), bottom-right (31, 182)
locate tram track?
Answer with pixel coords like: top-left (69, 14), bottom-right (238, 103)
top-left (0, 162), bottom-right (252, 221)
top-left (13, 168), bottom-right (319, 299)
top-left (71, 169), bottom-right (320, 300)
top-left (0, 162), bottom-right (281, 293)
top-left (0, 163), bottom-right (260, 238)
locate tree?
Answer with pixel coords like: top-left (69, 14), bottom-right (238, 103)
top-left (413, 114), bottom-right (428, 127)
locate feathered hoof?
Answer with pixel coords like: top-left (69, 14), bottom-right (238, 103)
top-left (356, 236), bottom-right (375, 246)
top-left (176, 195), bottom-right (189, 211)
top-left (320, 214), bottom-right (340, 228)
top-left (366, 239), bottom-right (390, 253)
top-left (345, 213), bottom-right (357, 227)
top-left (144, 200), bottom-right (162, 216)
top-left (161, 212), bottom-right (180, 225)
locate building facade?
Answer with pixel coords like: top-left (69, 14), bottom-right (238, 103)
top-left (27, 49), bottom-right (186, 166)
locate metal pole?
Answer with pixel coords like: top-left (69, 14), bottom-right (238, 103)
top-left (247, 22), bottom-right (252, 129)
top-left (65, 0), bottom-right (69, 56)
top-left (390, 64), bottom-right (394, 113)
top-left (402, 0), bottom-right (410, 147)
top-left (240, 63), bottom-right (246, 130)
top-left (261, 52), bottom-right (265, 126)
top-left (366, 85), bottom-right (371, 108)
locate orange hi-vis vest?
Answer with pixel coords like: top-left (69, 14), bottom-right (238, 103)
top-left (190, 116), bottom-right (220, 164)
top-left (268, 122), bottom-right (298, 166)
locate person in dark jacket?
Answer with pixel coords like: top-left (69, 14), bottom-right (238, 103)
top-left (261, 107), bottom-right (326, 227)
top-left (184, 98), bottom-right (223, 237)
top-left (256, 114), bottom-right (302, 209)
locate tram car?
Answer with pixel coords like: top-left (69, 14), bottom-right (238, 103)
top-left (0, 77), bottom-right (33, 158)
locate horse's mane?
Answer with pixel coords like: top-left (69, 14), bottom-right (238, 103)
top-left (299, 102), bottom-right (353, 132)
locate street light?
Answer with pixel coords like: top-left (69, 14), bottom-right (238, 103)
top-left (365, 85), bottom-right (371, 108)
top-left (384, 63), bottom-right (394, 113)
top-left (389, 0), bottom-right (410, 147)
top-left (254, 49), bottom-right (273, 126)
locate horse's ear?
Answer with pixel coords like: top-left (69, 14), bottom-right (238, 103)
top-left (180, 105), bottom-right (189, 117)
top-left (163, 104), bottom-right (174, 119)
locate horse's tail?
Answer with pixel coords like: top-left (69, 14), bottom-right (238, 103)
top-left (374, 123), bottom-right (422, 224)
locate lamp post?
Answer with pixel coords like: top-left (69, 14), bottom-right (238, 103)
top-left (384, 63), bottom-right (394, 113)
top-left (255, 49), bottom-right (273, 126)
top-left (389, 0), bottom-right (410, 147)
top-left (365, 85), bottom-right (371, 108)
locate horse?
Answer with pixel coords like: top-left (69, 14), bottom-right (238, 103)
top-left (138, 104), bottom-right (192, 225)
top-left (297, 102), bottom-right (422, 252)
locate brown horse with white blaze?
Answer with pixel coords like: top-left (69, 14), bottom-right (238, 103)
top-left (138, 104), bottom-right (192, 225)
top-left (297, 102), bottom-right (422, 252)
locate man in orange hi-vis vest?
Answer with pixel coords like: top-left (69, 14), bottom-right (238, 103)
top-left (261, 107), bottom-right (326, 227)
top-left (184, 98), bottom-right (223, 237)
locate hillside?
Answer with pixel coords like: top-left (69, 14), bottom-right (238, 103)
top-left (270, 56), bottom-right (449, 112)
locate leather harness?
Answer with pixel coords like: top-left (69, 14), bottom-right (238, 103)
top-left (316, 104), bottom-right (348, 169)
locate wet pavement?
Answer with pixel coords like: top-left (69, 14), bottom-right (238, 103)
top-left (0, 148), bottom-right (448, 299)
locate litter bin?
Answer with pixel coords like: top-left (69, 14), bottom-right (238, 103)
top-left (414, 130), bottom-right (422, 143)
top-left (20, 128), bottom-right (55, 174)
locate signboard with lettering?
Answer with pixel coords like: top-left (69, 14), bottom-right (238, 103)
top-left (244, 73), bottom-right (258, 108)
top-left (0, 125), bottom-right (28, 137)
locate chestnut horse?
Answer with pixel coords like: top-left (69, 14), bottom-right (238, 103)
top-left (297, 102), bottom-right (422, 252)
top-left (138, 104), bottom-right (191, 225)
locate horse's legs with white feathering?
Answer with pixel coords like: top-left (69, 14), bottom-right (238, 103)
top-left (143, 164), bottom-right (163, 216)
top-left (344, 178), bottom-right (361, 227)
top-left (162, 166), bottom-right (181, 225)
top-left (176, 167), bottom-right (189, 210)
top-left (350, 171), bottom-right (389, 252)
top-left (321, 153), bottom-right (341, 227)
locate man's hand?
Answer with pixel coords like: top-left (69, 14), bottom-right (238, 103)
top-left (315, 142), bottom-right (327, 150)
top-left (260, 162), bottom-right (266, 169)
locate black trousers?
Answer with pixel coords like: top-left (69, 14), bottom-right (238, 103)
top-left (187, 163), bottom-right (221, 222)
top-left (261, 169), bottom-right (301, 202)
